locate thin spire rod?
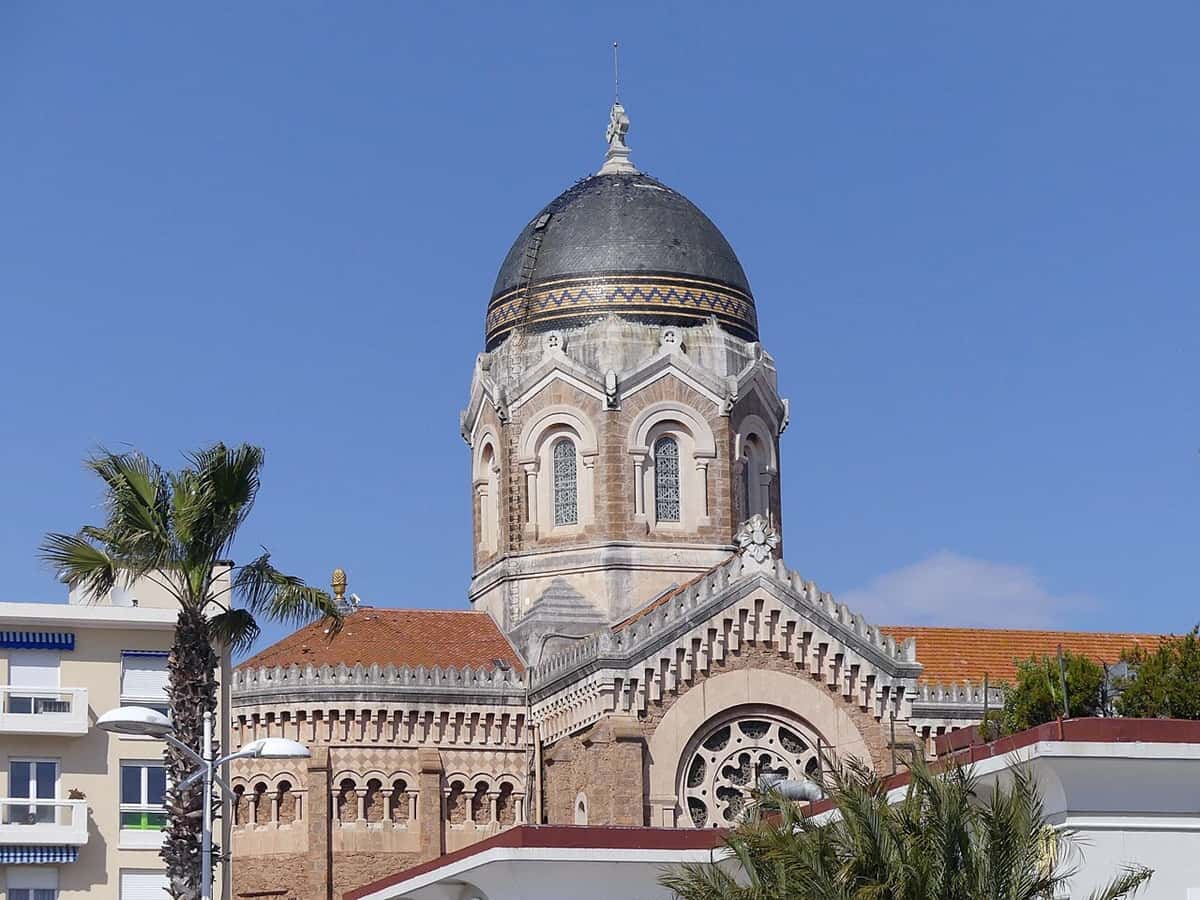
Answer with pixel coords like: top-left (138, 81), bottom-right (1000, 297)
top-left (613, 41), bottom-right (620, 103)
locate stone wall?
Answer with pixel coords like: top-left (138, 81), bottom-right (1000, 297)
top-left (231, 728), bottom-right (529, 900)
top-left (539, 642), bottom-right (916, 831)
top-left (542, 717), bottom-right (646, 826)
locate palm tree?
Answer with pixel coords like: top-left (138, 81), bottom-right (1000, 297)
top-left (41, 444), bottom-right (341, 900)
top-left (661, 757), bottom-right (1151, 900)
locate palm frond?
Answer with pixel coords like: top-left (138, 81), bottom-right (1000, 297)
top-left (181, 443), bottom-right (263, 561)
top-left (85, 449), bottom-right (175, 572)
top-left (38, 533), bottom-right (117, 601)
top-left (662, 749), bottom-right (1153, 900)
top-left (1085, 865), bottom-right (1153, 900)
top-left (233, 551), bottom-right (342, 634)
top-left (209, 609), bottom-right (261, 654)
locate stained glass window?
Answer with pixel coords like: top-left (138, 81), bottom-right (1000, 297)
top-left (654, 436), bottom-right (680, 522)
top-left (552, 438), bottom-right (578, 526)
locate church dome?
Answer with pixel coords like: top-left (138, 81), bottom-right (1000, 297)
top-left (485, 106), bottom-right (757, 349)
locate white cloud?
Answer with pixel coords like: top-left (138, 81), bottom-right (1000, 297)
top-left (840, 551), bottom-right (1091, 628)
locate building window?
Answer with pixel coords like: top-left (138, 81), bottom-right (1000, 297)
top-left (5, 760), bottom-right (58, 825)
top-left (121, 652), bottom-right (170, 719)
top-left (552, 438), bottom-right (578, 526)
top-left (4, 650), bottom-right (62, 715)
top-left (120, 761), bottom-right (167, 844)
top-left (120, 870), bottom-right (170, 900)
top-left (741, 433), bottom-right (764, 520)
top-left (654, 436), bottom-right (680, 522)
top-left (8, 888), bottom-right (57, 900)
top-left (477, 442), bottom-right (499, 553)
top-left (683, 713), bottom-right (822, 829)
top-left (7, 867), bottom-right (57, 900)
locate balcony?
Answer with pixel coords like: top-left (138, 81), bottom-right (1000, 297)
top-left (0, 687), bottom-right (89, 736)
top-left (0, 799), bottom-right (88, 846)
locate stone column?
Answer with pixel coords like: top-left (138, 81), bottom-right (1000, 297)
top-left (632, 454), bottom-right (646, 517)
top-left (380, 788), bottom-right (393, 827)
top-left (305, 747), bottom-right (333, 900)
top-left (417, 748), bottom-right (445, 862)
top-left (523, 463), bottom-right (538, 529)
top-left (695, 459), bottom-right (710, 520)
top-left (406, 789), bottom-right (419, 824)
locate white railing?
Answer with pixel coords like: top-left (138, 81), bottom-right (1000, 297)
top-left (0, 687), bottom-right (89, 736)
top-left (0, 799), bottom-right (88, 845)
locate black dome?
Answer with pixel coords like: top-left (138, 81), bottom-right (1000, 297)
top-left (485, 173), bottom-right (757, 349)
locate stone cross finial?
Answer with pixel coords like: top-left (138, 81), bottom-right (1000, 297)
top-left (598, 101), bottom-right (637, 175)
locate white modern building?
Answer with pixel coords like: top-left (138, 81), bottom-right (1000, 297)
top-left (344, 719), bottom-right (1200, 900)
top-left (0, 575), bottom-right (232, 900)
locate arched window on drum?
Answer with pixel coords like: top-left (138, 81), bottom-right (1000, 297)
top-left (552, 437), bottom-right (578, 526)
top-left (653, 436), bottom-right (680, 523)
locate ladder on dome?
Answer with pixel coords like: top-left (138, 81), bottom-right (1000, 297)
top-left (502, 213), bottom-right (551, 628)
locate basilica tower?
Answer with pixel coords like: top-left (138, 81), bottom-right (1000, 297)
top-left (462, 103), bottom-right (789, 663)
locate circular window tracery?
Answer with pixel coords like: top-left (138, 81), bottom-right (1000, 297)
top-left (682, 712), bottom-right (823, 828)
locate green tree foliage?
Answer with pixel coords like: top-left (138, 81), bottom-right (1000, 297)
top-left (994, 651), bottom-right (1106, 735)
top-left (41, 445), bottom-right (341, 900)
top-left (1117, 627), bottom-right (1200, 719)
top-left (661, 758), bottom-right (1151, 900)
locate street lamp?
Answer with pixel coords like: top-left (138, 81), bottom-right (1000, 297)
top-left (98, 706), bottom-right (310, 900)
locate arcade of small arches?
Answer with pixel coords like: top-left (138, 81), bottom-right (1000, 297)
top-left (230, 771), bottom-right (527, 830)
top-left (443, 774), bottom-right (525, 827)
top-left (231, 772), bottom-right (304, 829)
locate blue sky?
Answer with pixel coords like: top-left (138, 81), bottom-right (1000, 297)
top-left (1, 3), bottom-right (1196, 656)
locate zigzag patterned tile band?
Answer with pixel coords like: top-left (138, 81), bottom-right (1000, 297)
top-left (486, 274), bottom-right (758, 347)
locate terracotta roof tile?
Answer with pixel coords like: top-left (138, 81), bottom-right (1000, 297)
top-left (613, 557), bottom-right (736, 630)
top-left (880, 625), bottom-right (1162, 684)
top-left (239, 608), bottom-right (524, 673)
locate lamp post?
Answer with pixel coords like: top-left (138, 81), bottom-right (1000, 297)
top-left (98, 706), bottom-right (310, 900)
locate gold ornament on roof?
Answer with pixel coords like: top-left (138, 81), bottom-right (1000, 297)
top-left (331, 568), bottom-right (347, 602)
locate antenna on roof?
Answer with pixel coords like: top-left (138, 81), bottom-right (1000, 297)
top-left (613, 41), bottom-right (620, 103)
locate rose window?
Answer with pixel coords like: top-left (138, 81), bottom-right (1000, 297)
top-left (682, 714), bottom-right (823, 828)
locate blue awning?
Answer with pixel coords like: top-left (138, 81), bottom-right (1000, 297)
top-left (0, 631), bottom-right (75, 651)
top-left (121, 649), bottom-right (169, 658)
top-left (0, 846), bottom-right (79, 864)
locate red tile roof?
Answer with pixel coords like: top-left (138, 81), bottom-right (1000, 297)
top-left (239, 608), bottom-right (524, 673)
top-left (880, 625), bottom-right (1162, 684)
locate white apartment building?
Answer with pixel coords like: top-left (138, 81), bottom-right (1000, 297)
top-left (0, 575), bottom-right (231, 900)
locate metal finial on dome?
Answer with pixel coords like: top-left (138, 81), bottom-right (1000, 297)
top-left (599, 100), bottom-right (637, 175)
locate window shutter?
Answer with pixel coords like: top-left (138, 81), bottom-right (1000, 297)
top-left (119, 871), bottom-right (169, 900)
top-left (121, 655), bottom-right (168, 701)
top-left (9, 651), bottom-right (61, 689)
top-left (7, 868), bottom-right (58, 892)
